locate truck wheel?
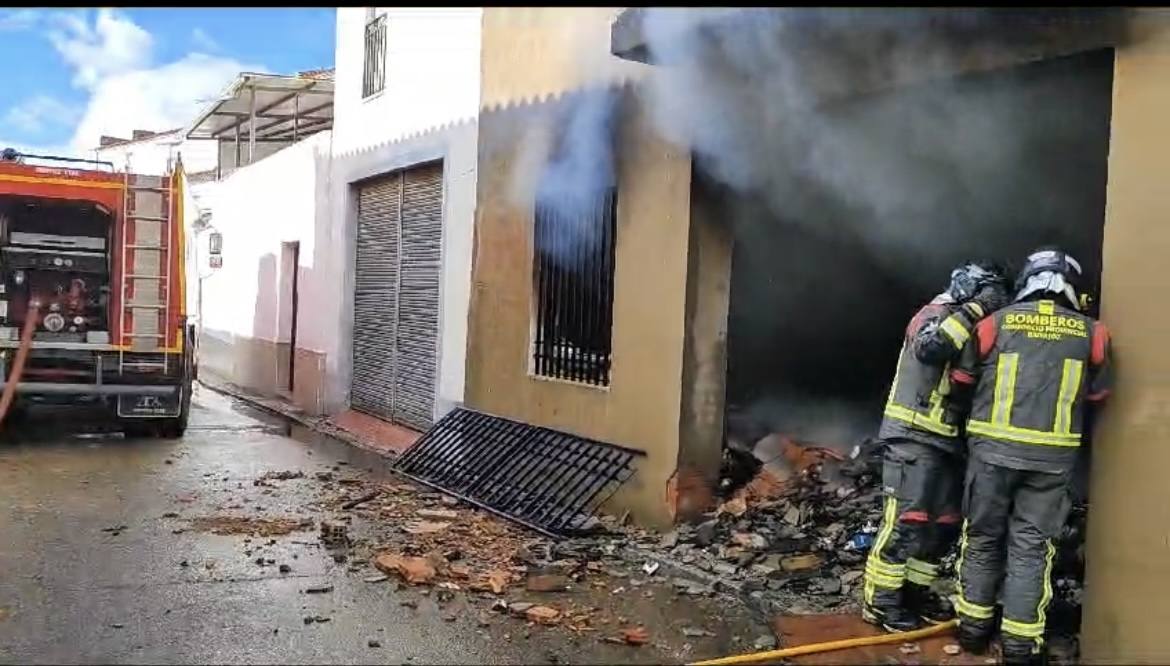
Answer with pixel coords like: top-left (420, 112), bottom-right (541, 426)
top-left (158, 368), bottom-right (193, 439)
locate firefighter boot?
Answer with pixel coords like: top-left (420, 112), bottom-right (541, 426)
top-left (904, 582), bottom-right (956, 624)
top-left (957, 618), bottom-right (993, 656)
top-left (861, 588), bottom-right (923, 633)
top-left (1001, 637), bottom-right (1043, 666)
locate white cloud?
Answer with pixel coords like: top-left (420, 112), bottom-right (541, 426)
top-left (47, 8), bottom-right (153, 89)
top-left (0, 9), bottom-right (43, 32)
top-left (15, 9), bottom-right (266, 153)
top-left (1, 95), bottom-right (80, 134)
top-left (69, 53), bottom-right (263, 151)
top-left (191, 27), bottom-right (219, 53)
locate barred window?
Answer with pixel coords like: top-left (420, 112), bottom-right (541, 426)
top-left (532, 188), bottom-right (618, 386)
top-left (362, 14), bottom-right (387, 99)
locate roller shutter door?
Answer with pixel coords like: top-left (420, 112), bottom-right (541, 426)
top-left (350, 161), bottom-right (443, 429)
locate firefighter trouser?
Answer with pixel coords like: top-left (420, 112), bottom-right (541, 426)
top-left (955, 456), bottom-right (1073, 652)
top-left (864, 441), bottom-right (963, 608)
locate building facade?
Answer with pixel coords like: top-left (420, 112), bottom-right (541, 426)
top-left (193, 8), bottom-right (481, 431)
top-left (461, 6), bottom-right (1170, 660)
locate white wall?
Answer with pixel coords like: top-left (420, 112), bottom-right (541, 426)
top-left (332, 7), bottom-right (481, 153)
top-left (196, 131), bottom-right (333, 351)
top-left (94, 134), bottom-right (218, 176)
top-left (323, 7), bottom-right (482, 418)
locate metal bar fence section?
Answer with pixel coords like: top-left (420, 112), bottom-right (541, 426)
top-left (391, 408), bottom-right (642, 537)
top-left (363, 16), bottom-right (387, 99)
top-left (531, 188), bottom-right (617, 386)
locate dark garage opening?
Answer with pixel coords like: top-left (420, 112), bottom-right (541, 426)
top-left (716, 48), bottom-right (1115, 453)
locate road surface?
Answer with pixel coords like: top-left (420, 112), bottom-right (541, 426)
top-left (0, 386), bottom-right (767, 664)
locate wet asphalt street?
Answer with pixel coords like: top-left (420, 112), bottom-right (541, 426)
top-left (0, 386), bottom-right (767, 665)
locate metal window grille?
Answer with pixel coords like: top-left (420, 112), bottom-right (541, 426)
top-left (532, 187), bottom-right (617, 386)
top-left (392, 407), bottom-right (642, 537)
top-left (362, 15), bottom-right (387, 99)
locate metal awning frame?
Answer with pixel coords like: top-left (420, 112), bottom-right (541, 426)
top-left (185, 72), bottom-right (335, 165)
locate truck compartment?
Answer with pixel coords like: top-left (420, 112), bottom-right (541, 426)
top-left (0, 195), bottom-right (113, 342)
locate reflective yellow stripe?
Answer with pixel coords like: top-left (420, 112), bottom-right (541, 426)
top-left (1001, 618), bottom-right (1044, 638)
top-left (967, 420), bottom-right (1081, 447)
top-left (955, 595), bottom-right (996, 620)
top-left (991, 352), bottom-right (1019, 426)
top-left (1003, 539), bottom-right (1058, 646)
top-left (864, 497), bottom-right (901, 604)
top-left (906, 558), bottom-right (939, 576)
top-left (866, 559), bottom-right (905, 576)
top-left (1053, 359), bottom-right (1084, 435)
top-left (940, 315), bottom-right (970, 349)
top-left (865, 569), bottom-right (904, 589)
top-left (905, 567), bottom-right (936, 586)
top-left (1038, 300), bottom-right (1055, 315)
top-left (955, 519), bottom-right (996, 621)
top-left (884, 403), bottom-right (959, 438)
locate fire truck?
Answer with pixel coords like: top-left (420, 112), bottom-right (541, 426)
top-left (0, 149), bottom-right (195, 437)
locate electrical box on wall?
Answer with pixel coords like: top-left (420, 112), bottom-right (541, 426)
top-left (209, 255), bottom-right (222, 269)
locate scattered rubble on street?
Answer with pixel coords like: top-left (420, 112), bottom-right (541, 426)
top-left (188, 516), bottom-right (314, 537)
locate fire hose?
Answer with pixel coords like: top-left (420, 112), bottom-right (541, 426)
top-left (0, 302), bottom-right (40, 428)
top-left (689, 619), bottom-right (958, 666)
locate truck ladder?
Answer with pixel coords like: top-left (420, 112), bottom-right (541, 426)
top-left (118, 159), bottom-right (173, 374)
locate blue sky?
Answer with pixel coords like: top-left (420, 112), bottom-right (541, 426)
top-left (0, 8), bottom-right (335, 154)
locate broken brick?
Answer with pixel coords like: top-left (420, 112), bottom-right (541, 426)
top-left (526, 606), bottom-right (560, 625)
top-left (373, 552), bottom-right (436, 585)
top-left (526, 574), bottom-right (570, 593)
top-left (621, 626), bottom-right (650, 646)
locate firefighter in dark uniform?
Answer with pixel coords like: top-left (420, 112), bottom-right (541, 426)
top-left (862, 261), bottom-right (1009, 632)
top-left (949, 248), bottom-right (1112, 664)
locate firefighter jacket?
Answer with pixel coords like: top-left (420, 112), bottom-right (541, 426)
top-left (878, 298), bottom-right (989, 454)
top-left (951, 298), bottom-right (1113, 473)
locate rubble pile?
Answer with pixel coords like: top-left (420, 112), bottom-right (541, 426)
top-left (611, 431), bottom-right (1087, 638)
top-left (616, 435), bottom-right (887, 616)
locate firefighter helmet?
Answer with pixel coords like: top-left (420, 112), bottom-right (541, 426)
top-left (947, 261), bottom-right (1009, 303)
top-left (1014, 247), bottom-right (1084, 309)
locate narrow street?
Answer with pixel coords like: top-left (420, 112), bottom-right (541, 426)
top-left (0, 386), bottom-right (768, 665)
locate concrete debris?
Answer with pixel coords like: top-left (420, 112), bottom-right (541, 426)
top-left (753, 635), bottom-right (777, 650)
top-left (641, 561), bottom-right (660, 576)
top-left (403, 520), bottom-right (450, 535)
top-left (731, 532), bottom-right (767, 550)
top-left (319, 521), bottom-right (349, 546)
top-left (682, 627), bottom-right (715, 638)
top-left (363, 574), bottom-right (388, 583)
top-left (899, 642), bottom-right (921, 655)
top-left (416, 509), bottom-right (458, 521)
top-left (944, 644), bottom-right (961, 656)
top-left (258, 470), bottom-right (304, 482)
top-left (508, 602), bottom-right (535, 616)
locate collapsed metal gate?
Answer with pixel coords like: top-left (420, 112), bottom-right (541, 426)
top-left (391, 408), bottom-right (643, 537)
top-left (351, 161), bottom-right (444, 431)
